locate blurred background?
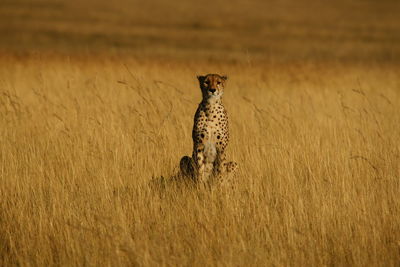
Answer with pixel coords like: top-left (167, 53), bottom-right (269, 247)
top-left (1, 0), bottom-right (399, 62)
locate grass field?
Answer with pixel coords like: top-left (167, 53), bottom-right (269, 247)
top-left (1, 0), bottom-right (400, 266)
top-left (1, 0), bottom-right (400, 62)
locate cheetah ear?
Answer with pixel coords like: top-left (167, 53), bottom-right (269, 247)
top-left (197, 75), bottom-right (206, 86)
top-left (197, 75), bottom-right (205, 82)
top-left (222, 75), bottom-right (228, 81)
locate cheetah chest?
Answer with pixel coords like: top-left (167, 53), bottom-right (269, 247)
top-left (194, 103), bottom-right (228, 148)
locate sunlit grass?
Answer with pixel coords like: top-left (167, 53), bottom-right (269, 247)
top-left (0, 55), bottom-right (399, 266)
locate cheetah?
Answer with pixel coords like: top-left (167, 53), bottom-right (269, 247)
top-left (180, 74), bottom-right (238, 183)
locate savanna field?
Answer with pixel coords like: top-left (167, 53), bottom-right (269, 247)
top-left (1, 0), bottom-right (400, 266)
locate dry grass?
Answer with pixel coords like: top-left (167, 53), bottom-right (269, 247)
top-left (1, 0), bottom-right (400, 62)
top-left (0, 54), bottom-right (399, 266)
top-left (1, 0), bottom-right (400, 266)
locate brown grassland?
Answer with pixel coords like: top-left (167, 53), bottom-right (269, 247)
top-left (1, 0), bottom-right (400, 266)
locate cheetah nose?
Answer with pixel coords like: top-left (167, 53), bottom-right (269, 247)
top-left (209, 88), bottom-right (216, 93)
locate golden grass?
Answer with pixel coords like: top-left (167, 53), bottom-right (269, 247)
top-left (0, 54), bottom-right (399, 266)
top-left (2, 0), bottom-right (400, 62)
top-left (1, 1), bottom-right (400, 265)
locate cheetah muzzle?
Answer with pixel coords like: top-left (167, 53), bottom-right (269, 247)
top-left (180, 74), bottom-right (238, 183)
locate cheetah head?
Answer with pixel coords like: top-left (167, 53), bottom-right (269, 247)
top-left (197, 74), bottom-right (227, 100)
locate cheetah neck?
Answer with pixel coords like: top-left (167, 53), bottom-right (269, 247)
top-left (202, 96), bottom-right (222, 106)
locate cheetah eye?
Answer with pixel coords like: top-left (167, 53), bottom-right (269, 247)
top-left (217, 81), bottom-right (221, 85)
top-left (204, 81), bottom-right (210, 86)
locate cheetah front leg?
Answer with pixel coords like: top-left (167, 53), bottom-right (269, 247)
top-left (213, 149), bottom-right (226, 178)
top-left (193, 143), bottom-right (208, 182)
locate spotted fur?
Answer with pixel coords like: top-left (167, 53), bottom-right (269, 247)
top-left (180, 74), bottom-right (238, 183)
